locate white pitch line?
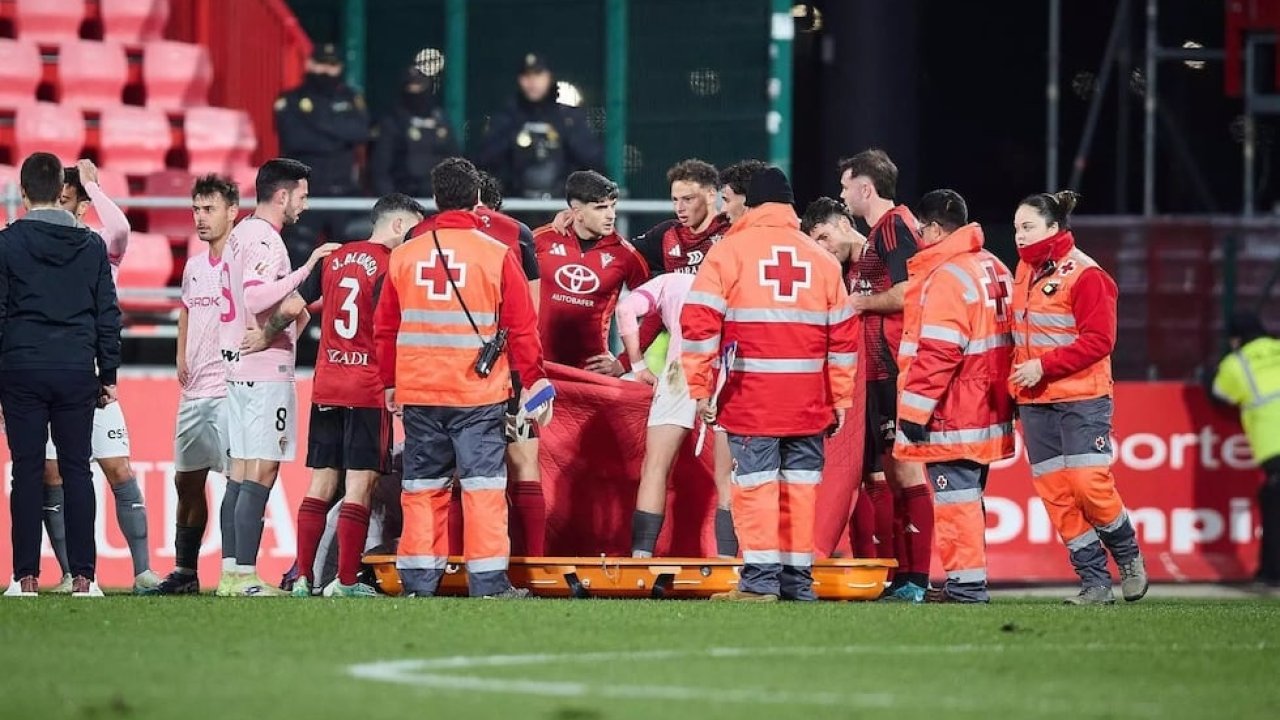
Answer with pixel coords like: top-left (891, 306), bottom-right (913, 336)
top-left (346, 643), bottom-right (1274, 713)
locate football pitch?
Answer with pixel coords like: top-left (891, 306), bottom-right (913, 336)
top-left (3, 595), bottom-right (1278, 720)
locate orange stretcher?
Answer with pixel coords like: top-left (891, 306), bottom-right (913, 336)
top-left (363, 555), bottom-right (896, 601)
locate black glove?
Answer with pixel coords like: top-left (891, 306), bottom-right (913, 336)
top-left (899, 420), bottom-right (927, 443)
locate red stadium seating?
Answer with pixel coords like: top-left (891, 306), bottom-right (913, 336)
top-left (100, 0), bottom-right (170, 44)
top-left (0, 163), bottom-right (20, 224)
top-left (232, 164), bottom-right (257, 200)
top-left (13, 0), bottom-right (87, 43)
top-left (57, 41), bottom-right (128, 108)
top-left (142, 169), bottom-right (194, 238)
top-left (184, 107), bottom-right (256, 174)
top-left (99, 105), bottom-right (169, 175)
top-left (0, 39), bottom-right (42, 106)
top-left (13, 102), bottom-right (85, 163)
top-left (143, 41), bottom-right (212, 109)
top-left (116, 231), bottom-right (175, 305)
top-left (82, 166), bottom-right (131, 230)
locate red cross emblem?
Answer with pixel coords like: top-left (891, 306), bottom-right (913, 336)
top-left (979, 260), bottom-right (1012, 322)
top-left (759, 247), bottom-right (811, 302)
top-left (415, 249), bottom-right (466, 301)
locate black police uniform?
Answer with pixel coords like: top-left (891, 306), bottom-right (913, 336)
top-left (370, 86), bottom-right (459, 198)
top-left (274, 51), bottom-right (370, 250)
top-left (473, 56), bottom-right (603, 200)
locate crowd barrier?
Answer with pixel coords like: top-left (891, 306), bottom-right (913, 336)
top-left (0, 369), bottom-right (1262, 588)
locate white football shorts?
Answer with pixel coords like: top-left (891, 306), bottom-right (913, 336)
top-left (227, 380), bottom-right (298, 462)
top-left (174, 396), bottom-right (230, 473)
top-left (45, 400), bottom-right (130, 461)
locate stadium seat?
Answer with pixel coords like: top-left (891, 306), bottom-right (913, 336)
top-left (99, 105), bottom-right (170, 175)
top-left (101, 0), bottom-right (170, 44)
top-left (14, 0), bottom-right (88, 43)
top-left (115, 231), bottom-right (174, 306)
top-left (232, 164), bottom-right (257, 200)
top-left (13, 101), bottom-right (85, 163)
top-left (57, 41), bottom-right (128, 108)
top-left (185, 107), bottom-right (257, 174)
top-left (83, 167), bottom-right (131, 231)
top-left (142, 169), bottom-right (194, 237)
top-left (0, 39), bottom-right (42, 106)
top-left (143, 41), bottom-right (212, 109)
top-left (0, 164), bottom-right (21, 224)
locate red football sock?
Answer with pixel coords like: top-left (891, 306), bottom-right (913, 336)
top-left (509, 482), bottom-right (546, 556)
top-left (448, 486), bottom-right (464, 556)
top-left (903, 484), bottom-right (935, 582)
top-left (867, 480), bottom-right (896, 562)
top-left (893, 487), bottom-right (909, 581)
top-left (850, 486), bottom-right (877, 559)
top-left (337, 502), bottom-right (371, 586)
top-left (295, 497), bottom-right (329, 582)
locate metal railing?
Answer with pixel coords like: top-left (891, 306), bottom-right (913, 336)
top-left (2, 185), bottom-right (674, 339)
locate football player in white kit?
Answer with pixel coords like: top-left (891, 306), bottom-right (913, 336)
top-left (41, 160), bottom-right (158, 593)
top-left (146, 175), bottom-right (239, 594)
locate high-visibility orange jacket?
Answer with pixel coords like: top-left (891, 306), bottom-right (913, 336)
top-left (1009, 230), bottom-right (1116, 404)
top-left (894, 223), bottom-right (1016, 464)
top-left (373, 210), bottom-right (544, 407)
top-left (680, 202), bottom-right (858, 436)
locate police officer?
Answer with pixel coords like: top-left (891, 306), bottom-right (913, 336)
top-left (370, 68), bottom-right (459, 198)
top-left (1212, 312), bottom-right (1280, 590)
top-left (473, 53), bottom-right (603, 200)
top-left (274, 43), bottom-right (370, 250)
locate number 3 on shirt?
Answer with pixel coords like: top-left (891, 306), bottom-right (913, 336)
top-left (334, 277), bottom-right (360, 339)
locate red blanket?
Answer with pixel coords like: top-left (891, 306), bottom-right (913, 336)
top-left (540, 363), bottom-right (866, 558)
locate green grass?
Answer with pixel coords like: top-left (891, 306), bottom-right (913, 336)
top-left (3, 596), bottom-right (1278, 720)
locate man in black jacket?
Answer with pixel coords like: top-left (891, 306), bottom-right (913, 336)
top-left (370, 67), bottom-right (460, 198)
top-left (474, 53), bottom-right (603, 200)
top-left (0, 152), bottom-right (122, 597)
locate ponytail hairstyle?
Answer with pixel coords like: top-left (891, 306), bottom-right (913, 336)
top-left (1020, 190), bottom-right (1080, 230)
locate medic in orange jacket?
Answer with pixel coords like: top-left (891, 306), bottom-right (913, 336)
top-left (1009, 191), bottom-right (1147, 605)
top-left (893, 190), bottom-right (1014, 603)
top-left (373, 206), bottom-right (546, 598)
top-left (680, 167), bottom-right (858, 601)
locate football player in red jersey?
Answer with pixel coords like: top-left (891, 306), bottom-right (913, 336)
top-left (630, 159), bottom-right (733, 278)
top-left (719, 159), bottom-right (767, 224)
top-left (802, 197), bottom-right (882, 560)
top-left (839, 149), bottom-right (933, 601)
top-left (248, 193), bottom-right (424, 597)
top-left (535, 171), bottom-right (649, 375)
top-left (475, 171), bottom-right (541, 300)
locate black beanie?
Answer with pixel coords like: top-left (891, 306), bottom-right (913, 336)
top-left (745, 166), bottom-right (794, 207)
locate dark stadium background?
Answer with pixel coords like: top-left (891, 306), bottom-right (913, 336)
top-left (285, 0), bottom-right (1271, 265)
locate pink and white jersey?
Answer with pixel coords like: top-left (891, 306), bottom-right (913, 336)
top-left (85, 181), bottom-right (130, 282)
top-left (616, 273), bottom-right (695, 368)
top-left (219, 216), bottom-right (310, 382)
top-left (180, 250), bottom-right (228, 400)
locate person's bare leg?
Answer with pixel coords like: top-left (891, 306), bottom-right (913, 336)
top-left (631, 425), bottom-right (689, 557)
top-left (713, 431), bottom-right (738, 557)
